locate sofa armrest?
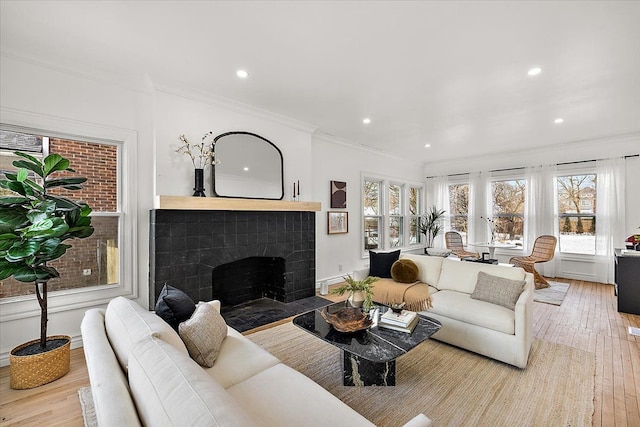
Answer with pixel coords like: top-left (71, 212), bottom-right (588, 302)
top-left (402, 413), bottom-right (433, 427)
top-left (81, 309), bottom-right (142, 427)
top-left (514, 272), bottom-right (534, 365)
top-left (352, 267), bottom-right (370, 281)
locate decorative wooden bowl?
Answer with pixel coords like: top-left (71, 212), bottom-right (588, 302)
top-left (320, 307), bottom-right (372, 333)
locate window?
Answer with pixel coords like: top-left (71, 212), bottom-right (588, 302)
top-left (557, 174), bottom-right (596, 254)
top-left (0, 131), bottom-right (120, 298)
top-left (363, 179), bottom-right (382, 250)
top-left (408, 186), bottom-right (421, 245)
top-left (491, 179), bottom-right (525, 245)
top-left (388, 184), bottom-right (403, 247)
top-left (362, 176), bottom-right (423, 254)
top-left (448, 183), bottom-right (469, 244)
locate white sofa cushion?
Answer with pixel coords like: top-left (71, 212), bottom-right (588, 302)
top-left (227, 363), bottom-right (375, 427)
top-left (205, 327), bottom-right (280, 389)
top-left (128, 336), bottom-right (258, 427)
top-left (104, 296), bottom-right (188, 371)
top-left (400, 253), bottom-right (444, 287)
top-left (437, 258), bottom-right (525, 294)
top-left (430, 290), bottom-right (516, 335)
top-left (179, 302), bottom-right (228, 367)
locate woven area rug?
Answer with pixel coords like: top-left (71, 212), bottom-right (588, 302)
top-left (78, 386), bottom-right (98, 427)
top-left (247, 322), bottom-right (595, 427)
top-left (534, 281), bottom-right (570, 306)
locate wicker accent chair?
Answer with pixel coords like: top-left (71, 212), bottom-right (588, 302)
top-left (445, 231), bottom-right (479, 259)
top-left (509, 235), bottom-right (557, 289)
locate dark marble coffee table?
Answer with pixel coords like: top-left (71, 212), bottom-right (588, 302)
top-left (292, 302), bottom-right (441, 386)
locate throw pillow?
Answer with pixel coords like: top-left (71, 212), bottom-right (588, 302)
top-left (470, 271), bottom-right (526, 310)
top-left (179, 302), bottom-right (228, 367)
top-left (391, 259), bottom-right (419, 283)
top-left (155, 284), bottom-right (196, 331)
top-left (369, 250), bottom-right (401, 278)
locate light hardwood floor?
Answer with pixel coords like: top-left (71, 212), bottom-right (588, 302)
top-left (0, 279), bottom-right (638, 426)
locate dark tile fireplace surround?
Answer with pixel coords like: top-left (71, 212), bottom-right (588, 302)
top-left (149, 209), bottom-right (317, 310)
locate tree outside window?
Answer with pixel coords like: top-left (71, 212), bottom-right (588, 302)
top-left (491, 179), bottom-right (525, 245)
top-left (388, 184), bottom-right (403, 247)
top-left (363, 180), bottom-right (381, 250)
top-left (557, 174), bottom-right (596, 254)
top-left (448, 183), bottom-right (469, 244)
top-left (408, 186), bottom-right (421, 245)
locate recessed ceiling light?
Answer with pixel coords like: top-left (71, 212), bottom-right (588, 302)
top-left (243, 167), bottom-right (249, 171)
top-left (362, 118), bottom-right (371, 124)
top-left (554, 118), bottom-right (564, 124)
top-left (527, 67), bottom-right (542, 76)
top-left (236, 69), bottom-right (249, 78)
top-left (424, 144), bottom-right (431, 148)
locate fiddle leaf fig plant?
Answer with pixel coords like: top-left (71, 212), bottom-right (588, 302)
top-left (0, 152), bottom-right (94, 351)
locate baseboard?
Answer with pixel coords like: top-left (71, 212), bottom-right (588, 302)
top-left (0, 333), bottom-right (83, 368)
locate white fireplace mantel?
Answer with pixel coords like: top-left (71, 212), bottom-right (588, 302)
top-left (154, 195), bottom-right (321, 212)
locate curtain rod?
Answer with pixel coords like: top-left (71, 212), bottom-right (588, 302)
top-left (426, 154), bottom-right (639, 179)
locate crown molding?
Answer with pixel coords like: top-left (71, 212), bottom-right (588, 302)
top-left (424, 131), bottom-right (640, 176)
top-left (149, 78), bottom-right (318, 135)
top-left (0, 49), bottom-right (150, 94)
top-left (312, 131), bottom-right (424, 167)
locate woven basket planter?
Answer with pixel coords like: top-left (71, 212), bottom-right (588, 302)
top-left (9, 335), bottom-right (71, 390)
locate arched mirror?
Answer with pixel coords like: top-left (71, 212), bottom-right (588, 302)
top-left (212, 132), bottom-right (284, 200)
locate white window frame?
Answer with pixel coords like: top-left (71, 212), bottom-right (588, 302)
top-left (0, 109), bottom-right (137, 322)
top-left (447, 179), bottom-right (470, 245)
top-left (555, 163), bottom-right (598, 256)
top-left (490, 175), bottom-right (527, 245)
top-left (361, 172), bottom-right (424, 256)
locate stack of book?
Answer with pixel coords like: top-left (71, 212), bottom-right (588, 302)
top-left (378, 308), bottom-right (419, 333)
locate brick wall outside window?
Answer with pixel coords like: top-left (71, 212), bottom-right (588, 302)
top-left (0, 138), bottom-right (119, 298)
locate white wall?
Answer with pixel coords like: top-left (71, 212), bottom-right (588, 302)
top-left (311, 135), bottom-right (425, 283)
top-left (0, 55), bottom-right (155, 363)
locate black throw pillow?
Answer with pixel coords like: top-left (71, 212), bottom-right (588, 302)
top-left (155, 284), bottom-right (196, 331)
top-left (369, 250), bottom-right (401, 278)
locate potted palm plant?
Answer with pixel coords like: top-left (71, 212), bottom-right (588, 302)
top-left (0, 151), bottom-right (94, 389)
top-left (419, 205), bottom-right (446, 252)
top-left (331, 274), bottom-right (378, 310)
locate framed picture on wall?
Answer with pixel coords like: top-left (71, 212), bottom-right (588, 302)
top-left (328, 211), bottom-right (348, 234)
top-left (330, 180), bottom-right (347, 208)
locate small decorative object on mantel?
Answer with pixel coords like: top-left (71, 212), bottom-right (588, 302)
top-left (292, 180), bottom-right (300, 201)
top-left (330, 180), bottom-right (347, 208)
top-left (176, 132), bottom-right (217, 197)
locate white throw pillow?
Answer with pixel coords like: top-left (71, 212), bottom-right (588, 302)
top-left (179, 302), bottom-right (228, 367)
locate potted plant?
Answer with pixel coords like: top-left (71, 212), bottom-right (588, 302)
top-left (0, 151), bottom-right (94, 389)
top-left (331, 274), bottom-right (378, 310)
top-left (419, 205), bottom-right (446, 252)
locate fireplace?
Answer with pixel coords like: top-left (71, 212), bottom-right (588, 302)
top-left (149, 207), bottom-right (316, 309)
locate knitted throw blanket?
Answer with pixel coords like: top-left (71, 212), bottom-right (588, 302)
top-left (371, 278), bottom-right (433, 311)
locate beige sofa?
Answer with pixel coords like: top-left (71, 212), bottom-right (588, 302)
top-left (81, 296), bottom-right (433, 426)
top-left (355, 253), bottom-right (534, 368)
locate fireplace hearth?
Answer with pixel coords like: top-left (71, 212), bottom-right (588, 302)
top-left (149, 208), bottom-right (316, 309)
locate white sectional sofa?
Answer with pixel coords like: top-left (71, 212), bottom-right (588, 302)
top-left (355, 253), bottom-right (534, 368)
top-left (81, 296), bottom-right (433, 426)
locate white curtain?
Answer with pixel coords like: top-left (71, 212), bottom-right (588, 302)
top-left (425, 176), bottom-right (450, 248)
top-left (468, 172), bottom-right (491, 246)
top-left (524, 164), bottom-right (557, 278)
top-left (595, 157), bottom-right (626, 283)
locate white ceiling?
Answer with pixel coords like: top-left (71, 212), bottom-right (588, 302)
top-left (1, 1), bottom-right (639, 165)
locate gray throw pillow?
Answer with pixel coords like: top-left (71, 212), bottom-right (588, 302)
top-left (178, 302), bottom-right (228, 367)
top-left (470, 271), bottom-right (526, 310)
